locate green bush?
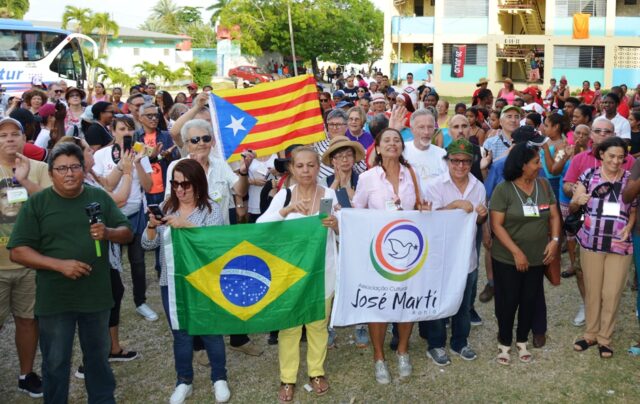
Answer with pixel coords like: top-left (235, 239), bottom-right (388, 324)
top-left (186, 60), bottom-right (217, 88)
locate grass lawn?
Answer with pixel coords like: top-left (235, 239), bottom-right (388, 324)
top-left (1, 250), bottom-right (639, 403)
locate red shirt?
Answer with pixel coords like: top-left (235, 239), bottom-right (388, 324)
top-left (618, 100), bottom-right (630, 119)
top-left (580, 89), bottom-right (595, 105)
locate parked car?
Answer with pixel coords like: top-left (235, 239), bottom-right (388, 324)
top-left (228, 66), bottom-right (273, 84)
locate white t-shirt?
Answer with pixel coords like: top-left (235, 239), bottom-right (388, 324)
top-left (611, 113), bottom-right (631, 139)
top-left (523, 102), bottom-right (545, 115)
top-left (402, 141), bottom-right (448, 193)
top-left (248, 155), bottom-right (276, 214)
top-left (402, 83), bottom-right (419, 108)
top-left (34, 128), bottom-right (50, 149)
top-left (92, 145), bottom-right (153, 217)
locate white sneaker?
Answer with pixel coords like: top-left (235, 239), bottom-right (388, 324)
top-left (213, 380), bottom-right (231, 403)
top-left (136, 304), bottom-right (158, 321)
top-left (573, 304), bottom-right (585, 327)
top-left (397, 353), bottom-right (412, 378)
top-left (374, 360), bottom-right (391, 384)
top-left (170, 383), bottom-right (192, 404)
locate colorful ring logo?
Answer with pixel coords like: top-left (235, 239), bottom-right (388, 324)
top-left (369, 219), bottom-right (428, 281)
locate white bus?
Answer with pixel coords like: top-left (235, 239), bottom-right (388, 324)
top-left (0, 19), bottom-right (97, 96)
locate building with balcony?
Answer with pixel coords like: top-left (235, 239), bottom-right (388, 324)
top-left (382, 0), bottom-right (640, 96)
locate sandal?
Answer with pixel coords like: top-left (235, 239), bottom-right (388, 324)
top-left (309, 376), bottom-right (329, 396)
top-left (561, 270), bottom-right (576, 278)
top-left (516, 342), bottom-right (532, 363)
top-left (628, 343), bottom-right (640, 356)
top-left (278, 383), bottom-right (295, 402)
top-left (496, 344), bottom-right (511, 366)
top-left (598, 345), bottom-right (613, 359)
top-left (573, 338), bottom-right (597, 352)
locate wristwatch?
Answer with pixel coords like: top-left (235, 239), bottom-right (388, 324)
top-left (551, 237), bottom-right (560, 242)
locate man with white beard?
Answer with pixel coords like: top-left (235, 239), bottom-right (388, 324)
top-left (403, 109), bottom-right (448, 192)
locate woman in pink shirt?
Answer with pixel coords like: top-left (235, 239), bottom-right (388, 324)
top-left (498, 78), bottom-right (519, 105)
top-left (352, 128), bottom-right (430, 384)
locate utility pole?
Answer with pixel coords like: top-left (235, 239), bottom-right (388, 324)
top-left (287, 1), bottom-right (298, 76)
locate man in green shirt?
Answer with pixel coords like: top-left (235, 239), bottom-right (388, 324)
top-left (8, 142), bottom-right (133, 404)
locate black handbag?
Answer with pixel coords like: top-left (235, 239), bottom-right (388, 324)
top-left (563, 206), bottom-right (584, 235)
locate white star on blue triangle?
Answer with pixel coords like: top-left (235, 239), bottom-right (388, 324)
top-left (210, 93), bottom-right (258, 160)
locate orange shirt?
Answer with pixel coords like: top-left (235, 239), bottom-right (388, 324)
top-left (143, 132), bottom-right (164, 194)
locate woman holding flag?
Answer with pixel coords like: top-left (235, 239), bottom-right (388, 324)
top-left (352, 127), bottom-right (431, 384)
top-left (141, 159), bottom-right (230, 404)
top-left (257, 146), bottom-right (339, 402)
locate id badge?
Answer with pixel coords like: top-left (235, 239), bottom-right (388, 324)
top-left (6, 187), bottom-right (27, 204)
top-left (211, 190), bottom-right (222, 203)
top-left (602, 202), bottom-right (620, 217)
top-left (522, 204), bottom-right (540, 217)
top-left (385, 200), bottom-right (399, 211)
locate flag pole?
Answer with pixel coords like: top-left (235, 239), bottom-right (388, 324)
top-left (208, 94), bottom-right (225, 161)
top-left (287, 1), bottom-right (298, 76)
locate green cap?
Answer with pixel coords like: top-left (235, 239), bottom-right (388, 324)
top-left (500, 104), bottom-right (523, 118)
top-left (446, 138), bottom-right (474, 158)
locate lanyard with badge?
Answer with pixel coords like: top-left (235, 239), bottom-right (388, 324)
top-left (0, 166), bottom-right (27, 204)
top-left (512, 181), bottom-right (539, 217)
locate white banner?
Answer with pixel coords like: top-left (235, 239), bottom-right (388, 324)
top-left (331, 209), bottom-right (476, 326)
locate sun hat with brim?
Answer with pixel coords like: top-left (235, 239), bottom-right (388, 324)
top-left (321, 135), bottom-right (366, 167)
top-left (274, 143), bottom-right (303, 174)
top-left (0, 117), bottom-right (23, 132)
top-left (476, 77), bottom-right (489, 87)
top-left (65, 87), bottom-right (86, 101)
top-left (500, 104), bottom-right (523, 118)
top-left (371, 93), bottom-right (386, 103)
top-left (445, 138), bottom-right (474, 158)
top-left (512, 125), bottom-right (548, 146)
top-left (504, 78), bottom-right (513, 85)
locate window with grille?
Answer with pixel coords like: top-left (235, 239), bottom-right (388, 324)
top-left (133, 48), bottom-right (140, 56)
top-left (443, 0), bottom-right (488, 17)
top-left (554, 46), bottom-right (604, 68)
top-left (615, 47), bottom-right (640, 69)
top-left (555, 0), bottom-right (607, 17)
top-left (442, 44), bottom-right (488, 65)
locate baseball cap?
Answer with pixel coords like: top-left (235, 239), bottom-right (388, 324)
top-left (186, 82), bottom-right (198, 90)
top-left (500, 105), bottom-right (523, 118)
top-left (446, 138), bottom-right (474, 158)
top-left (0, 117), bottom-right (23, 132)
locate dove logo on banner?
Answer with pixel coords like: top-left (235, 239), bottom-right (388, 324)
top-left (369, 219), bottom-right (428, 281)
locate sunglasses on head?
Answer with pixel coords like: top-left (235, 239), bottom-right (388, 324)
top-left (189, 135), bottom-right (212, 144)
top-left (170, 180), bottom-right (192, 190)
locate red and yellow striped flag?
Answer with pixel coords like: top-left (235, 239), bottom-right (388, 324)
top-left (212, 75), bottom-right (325, 162)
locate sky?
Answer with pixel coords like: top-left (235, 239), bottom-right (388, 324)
top-left (25, 0), bottom-right (386, 30)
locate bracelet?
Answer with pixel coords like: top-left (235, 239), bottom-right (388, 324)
top-left (238, 171), bottom-right (248, 176)
top-left (236, 204), bottom-right (245, 208)
top-left (147, 225), bottom-right (156, 230)
top-left (551, 237), bottom-right (559, 242)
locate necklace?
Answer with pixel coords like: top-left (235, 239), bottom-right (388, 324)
top-left (600, 168), bottom-right (620, 183)
top-left (296, 185), bottom-right (319, 214)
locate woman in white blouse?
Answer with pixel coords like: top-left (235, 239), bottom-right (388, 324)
top-left (257, 145), bottom-right (338, 402)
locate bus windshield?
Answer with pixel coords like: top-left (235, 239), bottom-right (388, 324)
top-left (0, 30), bottom-right (65, 61)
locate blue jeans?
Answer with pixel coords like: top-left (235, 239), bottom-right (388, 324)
top-left (424, 269), bottom-right (477, 352)
top-left (633, 235), bottom-right (640, 321)
top-left (38, 310), bottom-right (114, 404)
top-left (160, 286), bottom-right (227, 384)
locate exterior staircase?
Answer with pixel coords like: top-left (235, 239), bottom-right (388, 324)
top-left (498, 0), bottom-right (545, 35)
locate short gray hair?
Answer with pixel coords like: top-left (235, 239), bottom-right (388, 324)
top-left (326, 108), bottom-right (348, 123)
top-left (592, 116), bottom-right (614, 130)
top-left (139, 103), bottom-right (158, 115)
top-left (410, 108), bottom-right (436, 127)
top-left (48, 142), bottom-right (84, 172)
top-left (181, 119), bottom-right (213, 143)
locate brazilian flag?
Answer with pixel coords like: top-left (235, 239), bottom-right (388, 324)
top-left (167, 216), bottom-right (327, 335)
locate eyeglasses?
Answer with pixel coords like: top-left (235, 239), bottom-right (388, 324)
top-left (189, 135), bottom-right (212, 144)
top-left (54, 90), bottom-right (64, 94)
top-left (593, 129), bottom-right (614, 135)
top-left (319, 99), bottom-right (330, 103)
top-left (327, 123), bottom-right (346, 128)
top-left (170, 180), bottom-right (192, 190)
top-left (332, 152), bottom-right (354, 160)
top-left (52, 164), bottom-right (83, 174)
top-left (68, 93), bottom-right (81, 98)
top-left (389, 98), bottom-right (396, 102)
top-left (142, 114), bottom-right (159, 120)
top-left (348, 117), bottom-right (361, 122)
top-left (448, 159), bottom-right (472, 166)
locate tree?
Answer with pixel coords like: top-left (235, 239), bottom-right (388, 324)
top-left (186, 22), bottom-right (217, 48)
top-left (134, 61), bottom-right (161, 81)
top-left (90, 12), bottom-right (119, 56)
top-left (206, 0), bottom-right (230, 24)
top-left (176, 6), bottom-right (203, 25)
top-left (61, 6), bottom-right (93, 33)
top-left (139, 19), bottom-right (165, 33)
top-left (185, 60), bottom-right (217, 88)
top-left (0, 0), bottom-right (30, 19)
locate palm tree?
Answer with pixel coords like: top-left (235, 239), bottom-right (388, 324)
top-left (61, 6), bottom-right (93, 34)
top-left (134, 61), bottom-right (160, 81)
top-left (89, 12), bottom-right (119, 56)
top-left (151, 0), bottom-right (179, 20)
top-left (206, 0), bottom-right (230, 24)
top-left (139, 19), bottom-right (166, 33)
top-left (0, 0), bottom-right (30, 19)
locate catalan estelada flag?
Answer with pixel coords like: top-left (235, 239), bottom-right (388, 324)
top-left (166, 217), bottom-right (327, 335)
top-left (210, 75), bottom-right (325, 162)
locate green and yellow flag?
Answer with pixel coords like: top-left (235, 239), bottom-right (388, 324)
top-left (167, 216), bottom-right (327, 335)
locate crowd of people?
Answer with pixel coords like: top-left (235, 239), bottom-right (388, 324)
top-left (1, 70), bottom-right (640, 404)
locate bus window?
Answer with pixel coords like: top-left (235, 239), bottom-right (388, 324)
top-left (0, 30), bottom-right (64, 61)
top-left (49, 39), bottom-right (86, 83)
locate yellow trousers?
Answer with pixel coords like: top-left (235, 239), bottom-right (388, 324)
top-left (278, 297), bottom-right (332, 383)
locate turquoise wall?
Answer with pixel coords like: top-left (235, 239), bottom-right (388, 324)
top-left (553, 17), bottom-right (605, 36)
top-left (193, 48), bottom-right (217, 62)
top-left (615, 17), bottom-right (640, 36)
top-left (107, 40), bottom-right (180, 48)
top-left (440, 65), bottom-right (488, 83)
top-left (613, 69), bottom-right (640, 87)
top-left (442, 18), bottom-right (488, 35)
top-left (392, 16), bottom-right (434, 35)
top-left (551, 68), bottom-right (604, 88)
top-left (392, 63), bottom-right (434, 81)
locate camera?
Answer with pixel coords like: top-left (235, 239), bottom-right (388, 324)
top-left (85, 202), bottom-right (102, 224)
